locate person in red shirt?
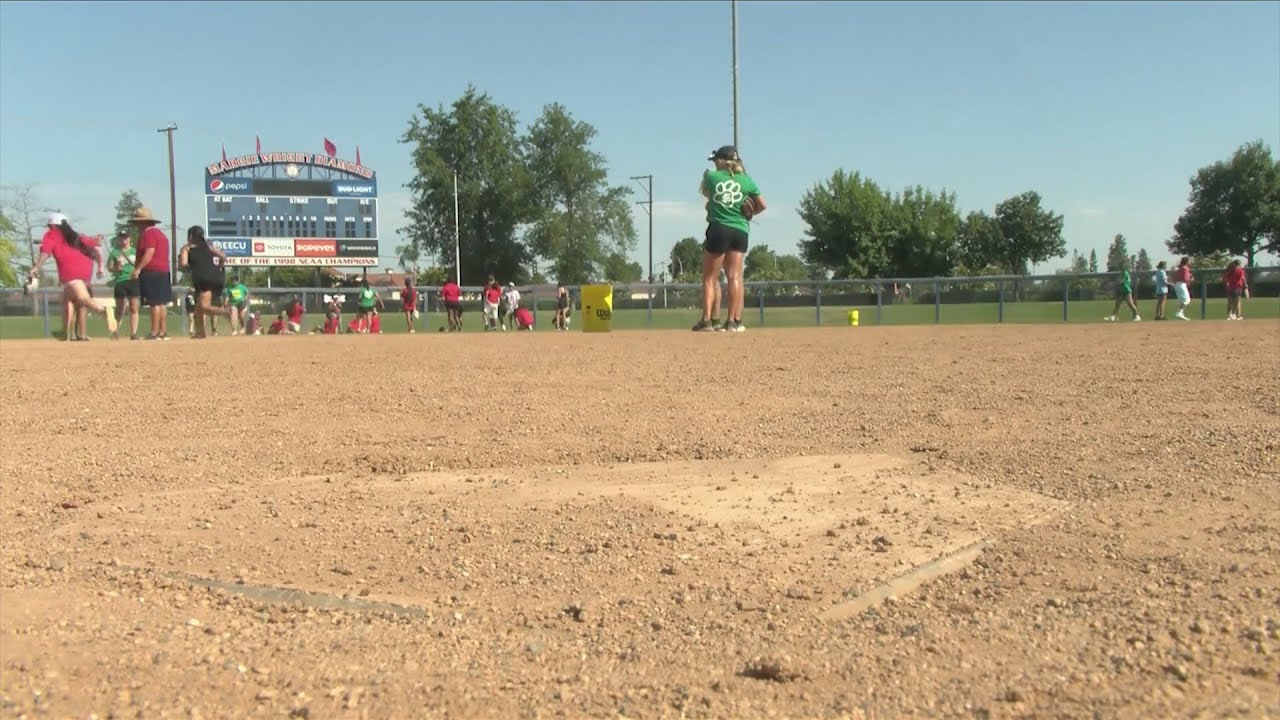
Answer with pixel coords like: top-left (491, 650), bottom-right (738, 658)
top-left (285, 295), bottom-right (304, 333)
top-left (483, 280), bottom-right (502, 331)
top-left (28, 214), bottom-right (117, 340)
top-left (1170, 256), bottom-right (1194, 321)
top-left (128, 207), bottom-right (172, 340)
top-left (400, 278), bottom-right (419, 333)
top-left (1222, 260), bottom-right (1249, 320)
top-left (441, 277), bottom-right (463, 332)
top-left (268, 312), bottom-right (291, 335)
top-left (514, 305), bottom-right (535, 331)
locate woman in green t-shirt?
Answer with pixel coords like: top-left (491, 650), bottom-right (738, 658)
top-left (696, 145), bottom-right (766, 333)
top-left (224, 278), bottom-right (251, 334)
top-left (356, 279), bottom-right (383, 333)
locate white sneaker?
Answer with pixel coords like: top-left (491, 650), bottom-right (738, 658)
top-left (1177, 312), bottom-right (1189, 321)
top-left (1104, 315), bottom-right (1116, 322)
top-left (1133, 315), bottom-right (1141, 322)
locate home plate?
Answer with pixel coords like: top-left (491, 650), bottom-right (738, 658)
top-left (55, 454), bottom-right (1066, 618)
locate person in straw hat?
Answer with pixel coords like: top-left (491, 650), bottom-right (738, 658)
top-left (128, 207), bottom-right (173, 340)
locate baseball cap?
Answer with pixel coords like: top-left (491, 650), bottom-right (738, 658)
top-left (507, 281), bottom-right (515, 288)
top-left (47, 212), bottom-right (68, 226)
top-left (708, 145), bottom-right (739, 162)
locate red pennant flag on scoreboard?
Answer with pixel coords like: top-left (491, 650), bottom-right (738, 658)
top-left (221, 143), bottom-right (228, 163)
top-left (256, 135), bottom-right (262, 155)
top-left (356, 145), bottom-right (362, 166)
top-left (323, 137), bottom-right (337, 157)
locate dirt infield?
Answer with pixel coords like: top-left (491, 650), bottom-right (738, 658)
top-left (2, 323), bottom-right (1277, 718)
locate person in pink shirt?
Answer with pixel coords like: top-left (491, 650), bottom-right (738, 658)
top-left (1170, 256), bottom-right (1194, 321)
top-left (28, 213), bottom-right (117, 340)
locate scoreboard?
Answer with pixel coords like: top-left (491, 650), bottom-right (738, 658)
top-left (204, 151), bottom-right (379, 267)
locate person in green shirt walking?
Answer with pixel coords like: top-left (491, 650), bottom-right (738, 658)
top-left (224, 278), bottom-right (250, 335)
top-left (356, 278), bottom-right (383, 334)
top-left (1105, 263), bottom-right (1141, 322)
top-left (107, 231), bottom-right (140, 339)
top-left (696, 145), bottom-right (766, 333)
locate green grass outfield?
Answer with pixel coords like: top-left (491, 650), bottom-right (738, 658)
top-left (2, 297), bottom-right (1275, 339)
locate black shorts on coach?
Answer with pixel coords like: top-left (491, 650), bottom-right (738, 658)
top-left (704, 222), bottom-right (749, 255)
top-left (138, 270), bottom-right (173, 307)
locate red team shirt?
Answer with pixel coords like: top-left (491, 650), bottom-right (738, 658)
top-left (135, 225), bottom-right (170, 273)
top-left (40, 229), bottom-right (99, 284)
top-left (1223, 266), bottom-right (1245, 290)
top-left (442, 282), bottom-right (461, 303)
top-left (1172, 266), bottom-right (1193, 284)
top-left (287, 300), bottom-right (304, 324)
top-left (485, 286), bottom-right (501, 304)
top-left (515, 306), bottom-right (534, 329)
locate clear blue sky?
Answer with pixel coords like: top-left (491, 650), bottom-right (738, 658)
top-left (2, 0), bottom-right (1277, 274)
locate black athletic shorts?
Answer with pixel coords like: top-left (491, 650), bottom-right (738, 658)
top-left (138, 271), bottom-right (173, 307)
top-left (113, 279), bottom-right (139, 303)
top-left (704, 222), bottom-right (749, 255)
top-left (194, 281), bottom-right (224, 297)
top-left (445, 300), bottom-right (462, 312)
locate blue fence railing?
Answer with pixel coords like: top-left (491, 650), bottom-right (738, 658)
top-left (1, 266), bottom-right (1275, 336)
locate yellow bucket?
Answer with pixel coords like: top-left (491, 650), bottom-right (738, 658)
top-left (581, 284), bottom-right (613, 333)
top-left (848, 309), bottom-right (860, 327)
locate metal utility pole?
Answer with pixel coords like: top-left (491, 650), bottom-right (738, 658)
top-left (732, 0), bottom-right (740, 150)
top-left (630, 175), bottom-right (653, 284)
top-left (157, 123), bottom-right (178, 283)
top-left (453, 170), bottom-right (461, 285)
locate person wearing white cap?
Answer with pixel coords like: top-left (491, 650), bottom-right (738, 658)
top-left (501, 281), bottom-right (520, 331)
top-left (29, 213), bottom-right (117, 340)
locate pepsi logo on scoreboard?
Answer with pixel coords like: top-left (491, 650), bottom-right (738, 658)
top-left (209, 178), bottom-right (252, 194)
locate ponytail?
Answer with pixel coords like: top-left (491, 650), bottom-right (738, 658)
top-left (58, 221), bottom-right (95, 260)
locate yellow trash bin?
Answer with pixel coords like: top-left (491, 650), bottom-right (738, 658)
top-left (848, 309), bottom-right (860, 327)
top-left (581, 284), bottom-right (613, 333)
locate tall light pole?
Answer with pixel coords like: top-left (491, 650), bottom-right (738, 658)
top-left (731, 0), bottom-right (740, 150)
top-left (452, 169), bottom-right (461, 285)
top-left (630, 174), bottom-right (653, 284)
top-left (157, 123), bottom-right (178, 283)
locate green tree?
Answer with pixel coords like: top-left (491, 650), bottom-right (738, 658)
top-left (668, 236), bottom-right (702, 281)
top-left (401, 86), bottom-right (532, 284)
top-left (601, 252), bottom-right (643, 283)
top-left (417, 266), bottom-right (448, 286)
top-left (888, 186), bottom-right (961, 277)
top-left (1135, 248), bottom-right (1152, 274)
top-left (522, 103), bottom-right (636, 284)
top-left (1, 183), bottom-right (53, 273)
top-left (798, 170), bottom-right (895, 278)
top-left (1088, 249), bottom-right (1098, 272)
top-left (113, 190), bottom-right (144, 242)
top-left (1069, 249), bottom-right (1089, 274)
top-left (1170, 140), bottom-right (1280, 266)
top-left (394, 239), bottom-right (421, 275)
top-left (957, 210), bottom-right (1004, 273)
top-left (1105, 233), bottom-right (1130, 271)
top-left (993, 191), bottom-right (1066, 274)
top-left (744, 244), bottom-right (780, 281)
top-left (0, 212), bottom-right (20, 286)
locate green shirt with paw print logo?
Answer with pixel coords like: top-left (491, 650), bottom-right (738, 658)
top-left (702, 169), bottom-right (760, 235)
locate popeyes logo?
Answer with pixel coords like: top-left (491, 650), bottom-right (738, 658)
top-left (294, 239), bottom-right (336, 257)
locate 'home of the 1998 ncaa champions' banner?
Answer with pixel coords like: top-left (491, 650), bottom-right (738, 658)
top-left (204, 150), bottom-right (379, 267)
